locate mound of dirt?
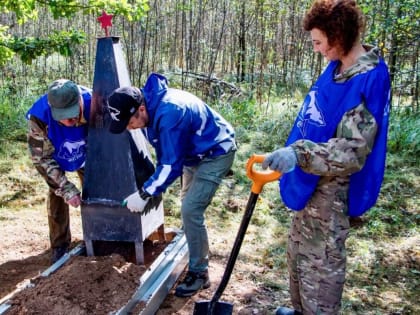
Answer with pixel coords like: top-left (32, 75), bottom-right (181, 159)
top-left (8, 254), bottom-right (144, 315)
top-left (6, 238), bottom-right (169, 315)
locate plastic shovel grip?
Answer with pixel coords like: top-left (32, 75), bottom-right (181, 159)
top-left (246, 154), bottom-right (282, 194)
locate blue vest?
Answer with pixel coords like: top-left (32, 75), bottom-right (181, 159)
top-left (26, 87), bottom-right (92, 172)
top-left (280, 59), bottom-right (390, 217)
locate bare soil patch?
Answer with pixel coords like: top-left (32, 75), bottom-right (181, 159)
top-left (7, 254), bottom-right (145, 315)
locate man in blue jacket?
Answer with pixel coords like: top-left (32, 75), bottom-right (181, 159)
top-left (107, 73), bottom-right (236, 297)
top-left (26, 79), bottom-right (92, 263)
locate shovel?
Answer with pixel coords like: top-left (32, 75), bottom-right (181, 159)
top-left (193, 154), bottom-right (281, 315)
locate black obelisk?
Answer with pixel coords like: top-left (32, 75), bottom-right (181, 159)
top-left (81, 26), bottom-right (164, 264)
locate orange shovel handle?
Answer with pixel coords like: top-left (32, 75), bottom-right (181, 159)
top-left (246, 154), bottom-right (282, 194)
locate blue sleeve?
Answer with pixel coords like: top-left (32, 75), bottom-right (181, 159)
top-left (142, 111), bottom-right (188, 196)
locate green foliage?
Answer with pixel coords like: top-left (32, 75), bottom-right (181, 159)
top-left (0, 26), bottom-right (14, 64)
top-left (387, 109), bottom-right (420, 166)
top-left (348, 109), bottom-right (420, 240)
top-left (249, 100), bottom-right (299, 152)
top-left (46, 0), bottom-right (150, 21)
top-left (0, 90), bottom-right (29, 147)
top-left (363, 206), bottom-right (418, 238)
top-left (213, 97), bottom-right (261, 131)
top-left (360, 0), bottom-right (418, 41)
top-left (0, 0), bottom-right (150, 65)
top-left (1, 0), bottom-right (37, 23)
top-left (5, 30), bottom-right (86, 64)
top-left (99, 0), bottom-right (150, 22)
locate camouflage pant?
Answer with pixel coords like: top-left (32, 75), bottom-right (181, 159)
top-left (47, 169), bottom-right (83, 249)
top-left (287, 189), bottom-right (350, 315)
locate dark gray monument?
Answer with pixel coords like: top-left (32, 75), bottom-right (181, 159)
top-left (81, 36), bottom-right (164, 265)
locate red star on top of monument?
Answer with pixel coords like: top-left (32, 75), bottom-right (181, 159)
top-left (97, 10), bottom-right (114, 37)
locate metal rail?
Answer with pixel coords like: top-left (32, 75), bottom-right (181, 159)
top-left (114, 231), bottom-right (189, 314)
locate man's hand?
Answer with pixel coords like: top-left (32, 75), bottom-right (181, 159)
top-left (67, 194), bottom-right (82, 207)
top-left (262, 146), bottom-right (297, 173)
top-left (124, 191), bottom-right (150, 213)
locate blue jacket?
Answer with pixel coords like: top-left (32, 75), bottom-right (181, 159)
top-left (280, 59), bottom-right (390, 217)
top-left (140, 73), bottom-right (236, 196)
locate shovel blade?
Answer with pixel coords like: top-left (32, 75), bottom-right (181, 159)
top-left (193, 300), bottom-right (233, 315)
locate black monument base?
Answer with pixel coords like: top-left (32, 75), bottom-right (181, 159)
top-left (81, 203), bottom-right (165, 265)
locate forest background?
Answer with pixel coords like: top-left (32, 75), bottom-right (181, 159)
top-left (0, 0), bottom-right (419, 314)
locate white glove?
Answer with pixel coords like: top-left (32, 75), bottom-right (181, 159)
top-left (262, 146), bottom-right (297, 173)
top-left (124, 191), bottom-right (150, 213)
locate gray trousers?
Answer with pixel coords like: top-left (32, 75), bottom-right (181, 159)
top-left (180, 150), bottom-right (235, 272)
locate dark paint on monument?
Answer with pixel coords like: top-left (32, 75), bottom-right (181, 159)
top-left (84, 37), bottom-right (136, 199)
top-left (81, 37), bottom-right (164, 265)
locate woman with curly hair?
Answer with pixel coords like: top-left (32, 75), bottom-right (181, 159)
top-left (262, 1), bottom-right (391, 314)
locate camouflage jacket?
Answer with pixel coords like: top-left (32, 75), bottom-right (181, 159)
top-left (27, 106), bottom-right (88, 202)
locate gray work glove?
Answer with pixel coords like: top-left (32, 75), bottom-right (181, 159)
top-left (124, 190), bottom-right (150, 214)
top-left (262, 146), bottom-right (297, 173)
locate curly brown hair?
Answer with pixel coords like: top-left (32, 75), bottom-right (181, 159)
top-left (303, 0), bottom-right (365, 56)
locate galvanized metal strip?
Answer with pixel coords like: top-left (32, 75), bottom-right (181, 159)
top-left (138, 242), bottom-right (188, 315)
top-left (114, 232), bottom-right (189, 315)
top-left (41, 244), bottom-right (86, 277)
top-left (0, 304), bottom-right (11, 314)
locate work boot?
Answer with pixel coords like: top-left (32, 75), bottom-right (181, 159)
top-left (275, 306), bottom-right (303, 315)
top-left (51, 245), bottom-right (68, 264)
top-left (175, 270), bottom-right (210, 297)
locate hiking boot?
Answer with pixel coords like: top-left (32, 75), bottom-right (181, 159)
top-left (175, 270), bottom-right (210, 297)
top-left (275, 307), bottom-right (303, 315)
top-left (51, 245), bottom-right (68, 264)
